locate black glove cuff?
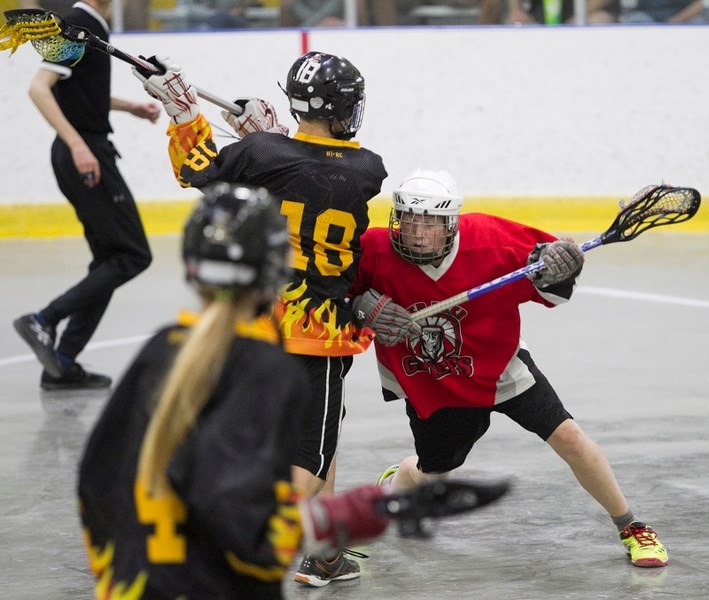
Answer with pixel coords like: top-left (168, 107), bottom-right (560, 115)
top-left (135, 55), bottom-right (165, 78)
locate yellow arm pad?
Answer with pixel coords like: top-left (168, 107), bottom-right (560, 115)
top-left (166, 114), bottom-right (217, 188)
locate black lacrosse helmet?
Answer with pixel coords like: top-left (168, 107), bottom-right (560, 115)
top-left (285, 51), bottom-right (366, 140)
top-left (182, 183), bottom-right (291, 298)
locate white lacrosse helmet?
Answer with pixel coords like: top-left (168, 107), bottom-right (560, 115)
top-left (389, 170), bottom-right (463, 265)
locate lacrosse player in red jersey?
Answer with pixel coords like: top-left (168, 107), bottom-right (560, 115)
top-left (349, 169), bottom-right (668, 568)
top-left (131, 51), bottom-right (387, 586)
top-left (78, 183), bottom-right (398, 599)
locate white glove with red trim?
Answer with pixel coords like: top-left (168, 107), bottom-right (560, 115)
top-left (132, 55), bottom-right (200, 125)
top-left (222, 98), bottom-right (289, 137)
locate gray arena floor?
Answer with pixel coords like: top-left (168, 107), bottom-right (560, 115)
top-left (1, 232), bottom-right (708, 599)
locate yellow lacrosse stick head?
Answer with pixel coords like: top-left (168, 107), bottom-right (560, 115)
top-left (1, 9), bottom-right (84, 64)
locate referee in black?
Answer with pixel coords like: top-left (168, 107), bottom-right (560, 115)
top-left (13, 0), bottom-right (160, 390)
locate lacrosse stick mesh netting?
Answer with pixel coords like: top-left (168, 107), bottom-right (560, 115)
top-left (1, 10), bottom-right (84, 64)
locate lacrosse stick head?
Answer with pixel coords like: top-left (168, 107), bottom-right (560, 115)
top-left (602, 184), bottom-right (701, 244)
top-left (1, 9), bottom-right (84, 64)
top-left (378, 478), bottom-right (511, 539)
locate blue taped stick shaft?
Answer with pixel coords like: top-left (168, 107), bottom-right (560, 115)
top-left (411, 236), bottom-right (603, 322)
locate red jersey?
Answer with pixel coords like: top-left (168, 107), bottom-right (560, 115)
top-left (352, 213), bottom-right (572, 418)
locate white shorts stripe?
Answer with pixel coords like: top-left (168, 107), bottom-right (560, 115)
top-left (315, 356), bottom-right (331, 477)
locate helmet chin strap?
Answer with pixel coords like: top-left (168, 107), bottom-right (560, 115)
top-left (329, 115), bottom-right (355, 140)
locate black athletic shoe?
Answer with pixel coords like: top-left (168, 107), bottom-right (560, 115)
top-left (40, 363), bottom-right (112, 391)
top-left (13, 314), bottom-right (63, 378)
top-left (293, 550), bottom-right (363, 587)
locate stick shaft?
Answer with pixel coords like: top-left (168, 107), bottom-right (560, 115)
top-left (193, 87), bottom-right (243, 115)
top-left (411, 236), bottom-right (602, 322)
top-left (409, 185), bottom-right (699, 322)
top-left (67, 27), bottom-right (242, 115)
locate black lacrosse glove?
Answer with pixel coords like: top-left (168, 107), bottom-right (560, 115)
top-left (527, 239), bottom-right (584, 288)
top-left (352, 289), bottom-right (421, 346)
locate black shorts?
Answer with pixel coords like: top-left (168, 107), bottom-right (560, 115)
top-left (291, 354), bottom-right (353, 479)
top-left (406, 350), bottom-right (572, 474)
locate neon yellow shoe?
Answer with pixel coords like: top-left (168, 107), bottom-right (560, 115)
top-left (619, 522), bottom-right (668, 567)
top-left (377, 464), bottom-right (399, 486)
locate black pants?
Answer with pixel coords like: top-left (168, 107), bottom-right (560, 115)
top-left (42, 135), bottom-right (152, 361)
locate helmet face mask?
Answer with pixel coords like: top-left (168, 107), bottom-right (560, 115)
top-left (389, 170), bottom-right (463, 265)
top-left (285, 51), bottom-right (366, 140)
top-left (390, 211), bottom-right (454, 266)
top-left (182, 183), bottom-right (291, 303)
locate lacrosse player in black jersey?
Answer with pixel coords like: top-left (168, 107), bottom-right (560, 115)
top-left (13, 0), bottom-right (160, 390)
top-left (132, 51), bottom-right (387, 586)
top-left (78, 183), bottom-right (399, 599)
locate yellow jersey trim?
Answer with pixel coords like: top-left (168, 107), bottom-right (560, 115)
top-left (176, 310), bottom-right (280, 345)
top-left (293, 132), bottom-right (361, 148)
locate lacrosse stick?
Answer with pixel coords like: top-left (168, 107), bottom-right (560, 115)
top-left (411, 184), bottom-right (701, 322)
top-left (377, 478), bottom-right (511, 539)
top-left (0, 9), bottom-right (243, 116)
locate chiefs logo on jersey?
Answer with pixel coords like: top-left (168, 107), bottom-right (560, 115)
top-left (401, 304), bottom-right (473, 380)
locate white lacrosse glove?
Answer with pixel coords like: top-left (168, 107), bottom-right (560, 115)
top-left (131, 55), bottom-right (200, 125)
top-left (221, 98), bottom-right (289, 138)
top-left (527, 239), bottom-right (584, 288)
top-left (352, 289), bottom-right (421, 346)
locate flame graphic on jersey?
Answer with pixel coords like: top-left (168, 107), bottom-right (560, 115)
top-left (227, 480), bottom-right (302, 581)
top-left (276, 279), bottom-right (372, 355)
top-left (167, 114), bottom-right (215, 187)
top-left (83, 537), bottom-right (148, 599)
top-left (95, 568), bottom-right (148, 600)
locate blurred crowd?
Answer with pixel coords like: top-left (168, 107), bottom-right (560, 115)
top-left (10, 0), bottom-right (707, 32)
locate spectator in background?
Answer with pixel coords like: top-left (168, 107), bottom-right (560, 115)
top-left (398, 0), bottom-right (488, 25)
top-left (122, 0), bottom-right (149, 30)
top-left (19, 0), bottom-right (147, 31)
top-left (362, 0), bottom-right (400, 24)
top-left (506, 0), bottom-right (620, 23)
top-left (280, 0), bottom-right (347, 26)
top-left (206, 0), bottom-right (251, 28)
top-left (280, 0), bottom-right (400, 26)
top-left (18, 0), bottom-right (75, 14)
top-left (621, 0), bottom-right (702, 22)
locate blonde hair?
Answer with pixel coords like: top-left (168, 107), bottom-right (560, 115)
top-left (137, 292), bottom-right (244, 497)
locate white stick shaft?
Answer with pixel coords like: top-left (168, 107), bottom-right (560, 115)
top-left (73, 30), bottom-right (244, 116)
top-left (194, 86), bottom-right (243, 116)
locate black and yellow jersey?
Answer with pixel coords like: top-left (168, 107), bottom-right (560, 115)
top-left (78, 312), bottom-right (309, 599)
top-left (164, 116), bottom-right (387, 356)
